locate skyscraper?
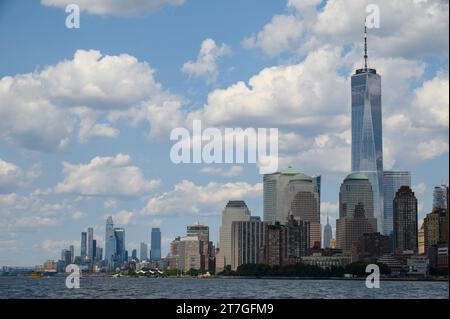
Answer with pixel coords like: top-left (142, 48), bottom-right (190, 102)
top-left (87, 227), bottom-right (94, 262)
top-left (323, 215), bottom-right (333, 249)
top-left (423, 207), bottom-right (448, 254)
top-left (150, 228), bottom-right (161, 261)
top-left (393, 186), bottom-right (418, 254)
top-left (92, 239), bottom-right (97, 261)
top-left (114, 228), bottom-right (126, 264)
top-left (140, 242), bottom-right (148, 261)
top-left (383, 171), bottom-right (411, 236)
top-left (264, 166), bottom-right (318, 224)
top-left (231, 216), bottom-right (267, 270)
top-left (186, 223), bottom-right (211, 271)
top-left (216, 200), bottom-right (251, 271)
top-left (69, 245), bottom-right (74, 264)
top-left (336, 173), bottom-right (377, 254)
top-left (351, 27), bottom-right (384, 233)
top-left (283, 176), bottom-right (320, 247)
top-left (433, 184), bottom-right (448, 210)
top-left (263, 166), bottom-right (321, 246)
top-left (81, 232), bottom-right (87, 258)
top-left (104, 216), bottom-right (116, 266)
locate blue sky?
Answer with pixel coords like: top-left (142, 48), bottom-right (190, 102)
top-left (0, 0), bottom-right (448, 266)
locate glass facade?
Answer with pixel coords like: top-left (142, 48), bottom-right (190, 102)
top-left (351, 68), bottom-right (384, 233)
top-left (383, 171), bottom-right (411, 236)
top-left (151, 228), bottom-right (161, 261)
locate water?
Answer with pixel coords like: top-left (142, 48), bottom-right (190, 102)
top-left (0, 276), bottom-right (448, 299)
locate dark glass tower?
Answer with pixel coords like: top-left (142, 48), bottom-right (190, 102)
top-left (351, 26), bottom-right (384, 233)
top-left (150, 228), bottom-right (161, 261)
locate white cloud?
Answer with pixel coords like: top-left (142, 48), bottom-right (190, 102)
top-left (188, 46), bottom-right (347, 128)
top-left (140, 180), bottom-right (262, 216)
top-left (411, 74), bottom-right (449, 129)
top-left (199, 165), bottom-right (244, 178)
top-left (41, 0), bottom-right (185, 16)
top-left (111, 210), bottom-right (135, 225)
top-left (242, 15), bottom-right (305, 57)
top-left (54, 154), bottom-right (161, 197)
top-left (243, 0), bottom-right (449, 59)
top-left (0, 159), bottom-right (41, 193)
top-left (182, 38), bottom-right (231, 83)
top-left (0, 49), bottom-right (178, 151)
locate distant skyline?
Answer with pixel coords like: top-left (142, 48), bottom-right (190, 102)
top-left (0, 0), bottom-right (448, 266)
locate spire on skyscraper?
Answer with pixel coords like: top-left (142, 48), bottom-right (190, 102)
top-left (364, 23), bottom-right (368, 71)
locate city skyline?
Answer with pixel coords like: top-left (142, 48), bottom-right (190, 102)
top-left (0, 0), bottom-right (448, 267)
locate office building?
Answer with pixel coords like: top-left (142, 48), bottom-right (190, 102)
top-left (216, 200), bottom-right (251, 271)
top-left (351, 27), bottom-right (384, 233)
top-left (150, 228), bottom-right (161, 262)
top-left (336, 173), bottom-right (377, 254)
top-left (81, 232), bottom-right (87, 258)
top-left (87, 227), bottom-right (94, 262)
top-left (186, 223), bottom-right (211, 271)
top-left (104, 216), bottom-right (116, 266)
top-left (383, 171), bottom-right (411, 235)
top-left (433, 184), bottom-right (448, 210)
top-left (423, 208), bottom-right (448, 254)
top-left (177, 236), bottom-right (201, 272)
top-left (393, 186), bottom-right (418, 254)
top-left (140, 242), bottom-right (148, 261)
top-left (283, 175), bottom-right (320, 247)
top-left (114, 228), bottom-right (126, 264)
top-left (263, 167), bottom-right (321, 230)
top-left (323, 215), bottom-right (332, 249)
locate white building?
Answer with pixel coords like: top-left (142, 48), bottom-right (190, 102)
top-left (216, 201), bottom-right (251, 272)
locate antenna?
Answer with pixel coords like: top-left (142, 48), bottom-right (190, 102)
top-left (364, 22), bottom-right (368, 70)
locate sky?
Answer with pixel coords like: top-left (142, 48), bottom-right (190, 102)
top-left (0, 0), bottom-right (448, 266)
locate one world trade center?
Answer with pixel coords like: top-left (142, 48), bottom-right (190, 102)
top-left (351, 26), bottom-right (384, 233)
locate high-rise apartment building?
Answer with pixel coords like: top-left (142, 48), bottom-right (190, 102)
top-left (231, 216), bottom-right (267, 270)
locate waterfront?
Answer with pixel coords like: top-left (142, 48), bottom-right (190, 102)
top-left (0, 277), bottom-right (447, 299)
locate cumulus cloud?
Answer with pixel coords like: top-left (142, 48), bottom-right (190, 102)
top-left (0, 49), bottom-right (178, 151)
top-left (243, 0), bottom-right (449, 59)
top-left (41, 0), bottom-right (185, 16)
top-left (140, 180), bottom-right (262, 216)
top-left (54, 154), bottom-right (161, 197)
top-left (182, 38), bottom-right (231, 84)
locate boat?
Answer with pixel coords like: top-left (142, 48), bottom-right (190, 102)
top-left (28, 273), bottom-right (44, 279)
